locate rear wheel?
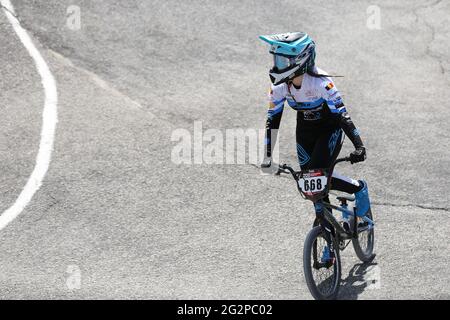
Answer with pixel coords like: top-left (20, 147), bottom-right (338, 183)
top-left (352, 208), bottom-right (375, 262)
top-left (303, 226), bottom-right (341, 300)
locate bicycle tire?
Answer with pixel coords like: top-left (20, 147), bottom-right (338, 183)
top-left (303, 226), bottom-right (341, 300)
top-left (352, 208), bottom-right (375, 262)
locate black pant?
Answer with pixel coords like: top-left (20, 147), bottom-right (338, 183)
top-left (296, 126), bottom-right (360, 194)
top-left (296, 125), bottom-right (361, 239)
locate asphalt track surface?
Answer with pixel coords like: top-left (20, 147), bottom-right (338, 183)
top-left (0, 0), bottom-right (449, 299)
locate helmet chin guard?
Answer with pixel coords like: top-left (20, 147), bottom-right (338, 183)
top-left (269, 65), bottom-right (301, 85)
top-left (260, 32), bottom-right (316, 85)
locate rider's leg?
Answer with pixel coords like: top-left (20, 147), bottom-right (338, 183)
top-left (331, 176), bottom-right (370, 215)
top-left (299, 129), bottom-right (340, 238)
top-left (329, 173), bottom-right (370, 220)
top-left (296, 129), bottom-right (315, 171)
top-left (309, 128), bottom-right (371, 217)
top-left (332, 179), bottom-right (370, 218)
top-left (296, 125), bottom-right (336, 238)
top-left (331, 172), bottom-right (361, 194)
top-left (354, 181), bottom-right (370, 217)
top-left (308, 128), bottom-right (343, 169)
top-left (299, 128), bottom-right (343, 217)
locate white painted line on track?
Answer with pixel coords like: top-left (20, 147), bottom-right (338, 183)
top-left (0, 0), bottom-right (58, 230)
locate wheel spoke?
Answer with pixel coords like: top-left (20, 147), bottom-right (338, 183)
top-left (352, 210), bottom-right (375, 262)
top-left (310, 234), bottom-right (336, 296)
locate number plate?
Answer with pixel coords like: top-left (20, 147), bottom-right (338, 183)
top-left (298, 170), bottom-right (327, 193)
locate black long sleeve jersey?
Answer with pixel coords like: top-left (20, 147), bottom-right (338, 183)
top-left (264, 67), bottom-right (363, 158)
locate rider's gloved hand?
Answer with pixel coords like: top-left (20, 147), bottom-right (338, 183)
top-left (261, 156), bottom-right (279, 174)
top-left (350, 147), bottom-right (366, 164)
top-left (261, 156), bottom-right (272, 168)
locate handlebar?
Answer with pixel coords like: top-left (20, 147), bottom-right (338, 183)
top-left (277, 157), bottom-right (352, 181)
top-left (277, 163), bottom-right (298, 179)
top-left (333, 156), bottom-right (351, 165)
top-left (277, 156), bottom-right (352, 199)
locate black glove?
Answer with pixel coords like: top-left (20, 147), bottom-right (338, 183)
top-left (350, 147), bottom-right (366, 164)
top-left (260, 156), bottom-right (279, 174)
top-left (261, 157), bottom-right (272, 168)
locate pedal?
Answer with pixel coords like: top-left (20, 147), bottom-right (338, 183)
top-left (356, 220), bottom-right (370, 232)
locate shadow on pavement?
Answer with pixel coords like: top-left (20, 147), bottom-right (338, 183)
top-left (339, 256), bottom-right (378, 300)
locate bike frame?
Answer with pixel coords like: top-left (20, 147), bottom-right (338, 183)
top-left (278, 157), bottom-right (374, 240)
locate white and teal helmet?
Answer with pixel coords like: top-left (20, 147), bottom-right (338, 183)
top-left (259, 32), bottom-right (316, 85)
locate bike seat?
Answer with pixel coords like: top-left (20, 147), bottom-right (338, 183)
top-left (336, 195), bottom-right (355, 202)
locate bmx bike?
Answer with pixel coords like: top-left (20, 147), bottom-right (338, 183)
top-left (278, 157), bottom-right (375, 300)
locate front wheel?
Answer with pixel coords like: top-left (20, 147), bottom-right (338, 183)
top-left (352, 208), bottom-right (375, 262)
top-left (303, 226), bottom-right (341, 300)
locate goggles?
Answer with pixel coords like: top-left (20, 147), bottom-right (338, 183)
top-left (273, 54), bottom-right (297, 71)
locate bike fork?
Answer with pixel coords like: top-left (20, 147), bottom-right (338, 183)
top-left (314, 202), bottom-right (336, 254)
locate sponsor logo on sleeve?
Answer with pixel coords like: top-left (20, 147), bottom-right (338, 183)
top-left (325, 82), bottom-right (334, 91)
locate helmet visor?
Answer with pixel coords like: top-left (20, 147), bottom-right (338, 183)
top-left (273, 54), bottom-right (295, 71)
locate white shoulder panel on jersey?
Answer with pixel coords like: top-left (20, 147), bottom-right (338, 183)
top-left (312, 68), bottom-right (346, 113)
top-left (268, 82), bottom-right (288, 105)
